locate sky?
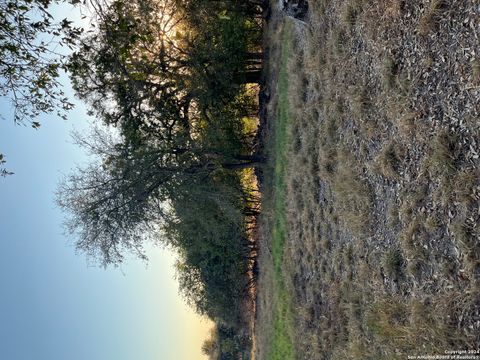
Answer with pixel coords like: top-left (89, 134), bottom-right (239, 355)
top-left (0, 3), bottom-right (212, 360)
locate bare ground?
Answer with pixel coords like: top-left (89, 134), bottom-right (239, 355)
top-left (255, 0), bottom-right (480, 359)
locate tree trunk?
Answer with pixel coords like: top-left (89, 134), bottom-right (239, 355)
top-left (236, 70), bottom-right (262, 84)
top-left (221, 154), bottom-right (264, 170)
top-left (245, 52), bottom-right (263, 61)
top-left (233, 154), bottom-right (264, 162)
top-left (221, 161), bottom-right (263, 170)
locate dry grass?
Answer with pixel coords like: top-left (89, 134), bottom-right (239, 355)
top-left (418, 0), bottom-right (449, 36)
top-left (472, 58), bottom-right (480, 84)
top-left (381, 56), bottom-right (399, 91)
top-left (400, 220), bottom-right (428, 265)
top-left (256, 0), bottom-right (480, 358)
top-left (383, 247), bottom-right (405, 280)
top-left (427, 129), bottom-right (459, 175)
top-left (397, 111), bottom-right (420, 137)
top-left (374, 141), bottom-right (405, 179)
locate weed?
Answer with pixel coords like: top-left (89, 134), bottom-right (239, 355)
top-left (332, 28), bottom-right (348, 55)
top-left (349, 84), bottom-right (372, 117)
top-left (400, 220), bottom-right (427, 262)
top-left (425, 212), bottom-right (441, 233)
top-left (341, 5), bottom-right (358, 28)
top-left (453, 168), bottom-right (478, 208)
top-left (449, 219), bottom-right (479, 277)
top-left (419, 0), bottom-right (448, 36)
top-left (398, 184), bottom-right (429, 224)
top-left (383, 247), bottom-right (405, 279)
top-left (472, 58), bottom-right (480, 84)
top-left (428, 130), bottom-right (459, 175)
top-left (375, 141), bottom-right (404, 179)
top-left (387, 204), bottom-right (400, 228)
top-left (397, 111), bottom-right (419, 137)
top-left (382, 56), bottom-right (399, 90)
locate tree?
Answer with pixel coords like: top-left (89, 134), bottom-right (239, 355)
top-left (56, 124), bottom-right (259, 267)
top-left (57, 126), bottom-right (179, 267)
top-left (201, 327), bottom-right (223, 359)
top-left (68, 0), bottom-right (263, 141)
top-left (0, 0), bottom-right (83, 126)
top-left (68, 0), bottom-right (193, 141)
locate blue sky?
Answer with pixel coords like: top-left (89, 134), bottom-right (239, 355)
top-left (0, 4), bottom-right (211, 359)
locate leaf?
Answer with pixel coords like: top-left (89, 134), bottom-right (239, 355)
top-left (217, 10), bottom-right (230, 20)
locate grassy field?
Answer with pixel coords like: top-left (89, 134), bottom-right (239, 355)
top-left (255, 0), bottom-right (479, 359)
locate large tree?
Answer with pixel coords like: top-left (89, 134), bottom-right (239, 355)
top-left (56, 124), bottom-right (260, 267)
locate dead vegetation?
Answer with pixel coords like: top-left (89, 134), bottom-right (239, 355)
top-left (255, 0), bottom-right (480, 358)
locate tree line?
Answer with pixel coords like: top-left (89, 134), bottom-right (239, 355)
top-left (55, 0), bottom-right (266, 358)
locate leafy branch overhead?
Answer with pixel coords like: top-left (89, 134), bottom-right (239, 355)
top-left (0, 0), bottom-right (84, 126)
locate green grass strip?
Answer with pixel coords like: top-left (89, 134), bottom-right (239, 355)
top-left (267, 21), bottom-right (295, 360)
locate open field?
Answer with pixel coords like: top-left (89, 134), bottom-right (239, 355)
top-left (255, 0), bottom-right (479, 359)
